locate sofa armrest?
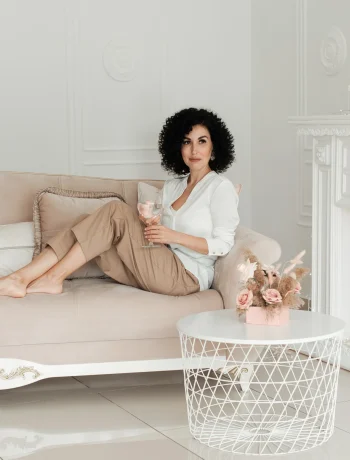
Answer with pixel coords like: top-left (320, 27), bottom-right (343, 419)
top-left (212, 226), bottom-right (281, 310)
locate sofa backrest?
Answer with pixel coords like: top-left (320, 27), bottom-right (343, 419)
top-left (0, 171), bottom-right (164, 224)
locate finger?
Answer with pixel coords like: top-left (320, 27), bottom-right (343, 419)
top-left (148, 225), bottom-right (162, 231)
top-left (148, 238), bottom-right (163, 243)
top-left (145, 229), bottom-right (161, 236)
top-left (144, 232), bottom-right (157, 238)
top-left (146, 234), bottom-right (162, 242)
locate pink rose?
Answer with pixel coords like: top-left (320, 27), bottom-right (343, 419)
top-left (262, 288), bottom-right (282, 304)
top-left (236, 289), bottom-right (253, 310)
top-left (294, 282), bottom-right (301, 294)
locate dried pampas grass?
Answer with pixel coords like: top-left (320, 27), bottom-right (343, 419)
top-left (236, 248), bottom-right (310, 315)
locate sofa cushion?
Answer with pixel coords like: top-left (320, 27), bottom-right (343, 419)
top-left (33, 187), bottom-right (125, 279)
top-left (0, 222), bottom-right (34, 276)
top-left (0, 278), bottom-right (223, 346)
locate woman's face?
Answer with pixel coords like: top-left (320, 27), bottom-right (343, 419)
top-left (181, 124), bottom-right (213, 173)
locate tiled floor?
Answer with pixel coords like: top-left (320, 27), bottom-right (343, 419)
top-left (0, 369), bottom-right (349, 459)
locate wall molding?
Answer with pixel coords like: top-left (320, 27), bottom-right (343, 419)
top-left (103, 41), bottom-right (136, 82)
top-left (83, 146), bottom-right (157, 152)
top-left (335, 138), bottom-right (350, 208)
top-left (64, 2), bottom-right (82, 175)
top-left (84, 159), bottom-right (161, 166)
top-left (296, 136), bottom-right (312, 227)
top-left (64, 4), bottom-right (168, 175)
top-left (312, 137), bottom-right (332, 313)
top-left (320, 26), bottom-right (347, 76)
top-left (296, 0), bottom-right (311, 227)
top-left (296, 0), bottom-right (307, 116)
top-left (82, 38), bottom-right (167, 155)
top-left (298, 127), bottom-right (350, 136)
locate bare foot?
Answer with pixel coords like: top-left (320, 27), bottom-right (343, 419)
top-left (0, 274), bottom-right (27, 298)
top-left (26, 275), bottom-right (63, 295)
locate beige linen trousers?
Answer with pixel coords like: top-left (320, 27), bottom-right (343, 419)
top-left (46, 200), bottom-right (200, 296)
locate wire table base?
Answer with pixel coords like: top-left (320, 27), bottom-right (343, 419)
top-left (179, 335), bottom-right (343, 456)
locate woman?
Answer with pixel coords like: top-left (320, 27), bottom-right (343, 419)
top-left (0, 108), bottom-right (239, 298)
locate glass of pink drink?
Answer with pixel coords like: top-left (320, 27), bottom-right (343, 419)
top-left (137, 193), bottom-right (163, 248)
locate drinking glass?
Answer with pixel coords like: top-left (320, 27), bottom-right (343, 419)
top-left (137, 186), bottom-right (163, 248)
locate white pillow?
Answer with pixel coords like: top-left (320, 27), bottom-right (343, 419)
top-left (138, 182), bottom-right (163, 203)
top-left (0, 222), bottom-right (34, 277)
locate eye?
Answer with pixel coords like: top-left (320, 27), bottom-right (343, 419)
top-left (199, 139), bottom-right (206, 143)
top-left (182, 139), bottom-right (190, 145)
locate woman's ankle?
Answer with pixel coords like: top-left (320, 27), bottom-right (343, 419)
top-left (40, 269), bottom-right (66, 284)
top-left (7, 272), bottom-right (28, 286)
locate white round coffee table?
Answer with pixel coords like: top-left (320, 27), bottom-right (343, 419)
top-left (177, 309), bottom-right (345, 456)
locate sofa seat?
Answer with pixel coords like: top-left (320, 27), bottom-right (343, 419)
top-left (0, 278), bottom-right (223, 347)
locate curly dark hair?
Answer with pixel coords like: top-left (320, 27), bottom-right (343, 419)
top-left (158, 107), bottom-right (235, 176)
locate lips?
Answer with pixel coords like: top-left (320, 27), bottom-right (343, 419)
top-left (190, 158), bottom-right (200, 162)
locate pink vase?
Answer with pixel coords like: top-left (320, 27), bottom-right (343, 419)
top-left (245, 306), bottom-right (289, 326)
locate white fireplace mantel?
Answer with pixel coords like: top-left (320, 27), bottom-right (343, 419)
top-left (289, 115), bottom-right (350, 368)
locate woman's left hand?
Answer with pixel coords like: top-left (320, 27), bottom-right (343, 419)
top-left (144, 225), bottom-right (179, 245)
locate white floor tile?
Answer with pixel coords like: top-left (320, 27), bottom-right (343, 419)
top-left (1, 433), bottom-right (201, 460)
top-left (75, 370), bottom-right (183, 390)
top-left (100, 383), bottom-right (189, 430)
top-left (0, 379), bottom-right (92, 406)
top-left (0, 377), bottom-right (85, 394)
top-left (163, 425), bottom-right (350, 460)
top-left (336, 369), bottom-right (350, 402)
top-left (335, 400), bottom-right (350, 433)
top-left (101, 382), bottom-right (270, 432)
top-left (0, 391), bottom-right (199, 459)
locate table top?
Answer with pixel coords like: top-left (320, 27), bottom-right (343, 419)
top-left (176, 309), bottom-right (345, 345)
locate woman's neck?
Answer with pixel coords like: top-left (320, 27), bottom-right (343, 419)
top-left (187, 168), bottom-right (212, 187)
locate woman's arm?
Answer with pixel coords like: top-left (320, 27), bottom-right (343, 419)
top-left (205, 180), bottom-right (240, 256)
top-left (176, 232), bottom-right (209, 254)
top-left (144, 225), bottom-right (209, 254)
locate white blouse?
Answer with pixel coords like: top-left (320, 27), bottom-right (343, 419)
top-left (161, 171), bottom-right (240, 291)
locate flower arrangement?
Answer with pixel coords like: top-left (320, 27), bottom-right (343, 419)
top-left (236, 249), bottom-right (310, 315)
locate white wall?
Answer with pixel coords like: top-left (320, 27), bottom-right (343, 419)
top-left (0, 0), bottom-right (252, 227)
top-left (251, 0), bottom-right (350, 300)
top-left (0, 1), bottom-right (70, 174)
top-left (251, 0), bottom-right (300, 259)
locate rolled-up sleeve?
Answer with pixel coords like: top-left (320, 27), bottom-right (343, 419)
top-left (205, 180), bottom-right (240, 256)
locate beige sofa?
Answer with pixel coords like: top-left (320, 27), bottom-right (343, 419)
top-left (0, 171), bottom-right (281, 390)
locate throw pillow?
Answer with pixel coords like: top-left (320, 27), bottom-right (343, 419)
top-left (0, 222), bottom-right (35, 277)
top-left (33, 187), bottom-right (125, 279)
